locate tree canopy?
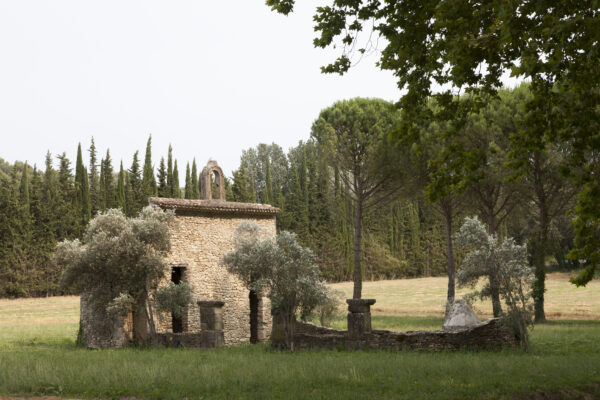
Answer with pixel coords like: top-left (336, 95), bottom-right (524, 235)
top-left (266, 0), bottom-right (600, 286)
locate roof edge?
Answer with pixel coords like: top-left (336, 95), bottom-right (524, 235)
top-left (148, 197), bottom-right (280, 216)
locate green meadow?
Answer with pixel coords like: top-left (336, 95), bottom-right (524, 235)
top-left (1, 274), bottom-right (599, 400)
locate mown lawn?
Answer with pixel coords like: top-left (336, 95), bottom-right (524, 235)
top-left (0, 274), bottom-right (599, 400)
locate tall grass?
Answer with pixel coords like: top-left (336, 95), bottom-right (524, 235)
top-left (1, 316), bottom-right (600, 399)
top-left (1, 278), bottom-right (600, 399)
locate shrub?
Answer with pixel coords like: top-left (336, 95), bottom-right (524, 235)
top-left (223, 222), bottom-right (330, 350)
top-left (455, 216), bottom-right (534, 350)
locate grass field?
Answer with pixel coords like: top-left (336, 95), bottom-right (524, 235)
top-left (0, 273), bottom-right (599, 399)
top-left (330, 272), bottom-right (600, 320)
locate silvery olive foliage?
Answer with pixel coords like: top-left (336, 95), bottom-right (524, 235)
top-left (455, 216), bottom-right (535, 350)
top-left (55, 206), bottom-right (186, 341)
top-left (154, 282), bottom-right (193, 319)
top-left (105, 293), bottom-right (136, 317)
top-left (311, 288), bottom-right (344, 327)
top-left (222, 221), bottom-right (330, 350)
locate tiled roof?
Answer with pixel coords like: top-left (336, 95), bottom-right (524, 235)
top-left (148, 197), bottom-right (280, 216)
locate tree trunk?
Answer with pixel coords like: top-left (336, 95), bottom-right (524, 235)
top-left (533, 213), bottom-right (548, 323)
top-left (487, 213), bottom-right (503, 317)
top-left (283, 313), bottom-right (296, 352)
top-left (489, 275), bottom-right (503, 318)
top-left (353, 195), bottom-right (363, 299)
top-left (441, 199), bottom-right (456, 316)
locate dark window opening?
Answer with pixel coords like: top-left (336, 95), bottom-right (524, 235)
top-left (171, 266), bottom-right (186, 333)
top-left (249, 289), bottom-right (259, 344)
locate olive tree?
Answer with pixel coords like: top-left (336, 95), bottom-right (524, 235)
top-left (455, 216), bottom-right (534, 350)
top-left (222, 221), bottom-right (330, 351)
top-left (55, 206), bottom-right (190, 345)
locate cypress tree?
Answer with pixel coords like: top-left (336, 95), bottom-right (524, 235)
top-left (142, 135), bottom-right (157, 199)
top-left (248, 173), bottom-right (257, 203)
top-left (297, 151), bottom-right (310, 243)
top-left (57, 152), bottom-right (79, 239)
top-left (285, 159), bottom-right (305, 238)
top-left (99, 155), bottom-right (106, 211)
top-left (264, 156), bottom-right (273, 205)
top-left (19, 162), bottom-right (30, 219)
top-left (167, 145), bottom-right (174, 197)
top-left (191, 159), bottom-right (199, 199)
top-left (296, 153), bottom-right (310, 246)
top-left (0, 172), bottom-right (25, 297)
top-left (88, 137), bottom-right (100, 214)
top-left (184, 163), bottom-right (192, 199)
top-left (117, 161), bottom-right (127, 215)
top-left (157, 157), bottom-right (167, 197)
top-left (128, 151), bottom-right (143, 216)
top-left (102, 150), bottom-right (115, 209)
top-left (172, 160), bottom-right (181, 198)
top-left (231, 162), bottom-right (251, 202)
top-left (29, 165), bottom-right (56, 295)
top-left (75, 144), bottom-right (91, 224)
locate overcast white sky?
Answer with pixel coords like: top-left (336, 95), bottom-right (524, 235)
top-left (0, 1), bottom-right (406, 176)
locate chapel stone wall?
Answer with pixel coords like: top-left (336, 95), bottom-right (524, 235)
top-left (149, 196), bottom-right (278, 345)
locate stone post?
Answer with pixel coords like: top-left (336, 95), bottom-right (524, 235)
top-left (346, 299), bottom-right (376, 341)
top-left (197, 300), bottom-right (225, 347)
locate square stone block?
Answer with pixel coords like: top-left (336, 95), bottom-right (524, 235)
top-left (346, 298), bottom-right (376, 313)
top-left (348, 312), bottom-right (372, 339)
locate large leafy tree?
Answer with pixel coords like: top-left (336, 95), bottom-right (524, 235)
top-left (311, 98), bottom-right (408, 299)
top-left (267, 0), bottom-right (600, 286)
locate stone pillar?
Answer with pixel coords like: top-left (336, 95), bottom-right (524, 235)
top-left (346, 299), bottom-right (376, 340)
top-left (197, 301), bottom-right (225, 347)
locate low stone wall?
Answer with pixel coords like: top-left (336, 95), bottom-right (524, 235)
top-left (155, 330), bottom-right (224, 348)
top-left (279, 319), bottom-right (518, 351)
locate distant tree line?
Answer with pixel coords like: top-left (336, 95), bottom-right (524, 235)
top-left (0, 86), bottom-right (585, 325)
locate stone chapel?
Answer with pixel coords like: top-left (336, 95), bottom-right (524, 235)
top-left (80, 160), bottom-right (279, 348)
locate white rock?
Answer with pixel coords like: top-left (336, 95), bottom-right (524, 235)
top-left (443, 299), bottom-right (481, 331)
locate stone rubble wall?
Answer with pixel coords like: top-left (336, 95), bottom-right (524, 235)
top-left (155, 331), bottom-right (224, 348)
top-left (155, 212), bottom-right (276, 345)
top-left (282, 319), bottom-right (518, 351)
top-left (80, 293), bottom-right (131, 349)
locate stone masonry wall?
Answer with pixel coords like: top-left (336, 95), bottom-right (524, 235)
top-left (155, 212), bottom-right (276, 345)
top-left (80, 292), bottom-right (132, 349)
top-left (275, 319), bottom-right (518, 351)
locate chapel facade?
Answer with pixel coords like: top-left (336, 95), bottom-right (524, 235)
top-left (80, 160), bottom-right (279, 348)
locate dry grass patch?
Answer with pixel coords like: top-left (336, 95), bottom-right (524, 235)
top-left (328, 272), bottom-right (600, 319)
top-left (0, 296), bottom-right (79, 325)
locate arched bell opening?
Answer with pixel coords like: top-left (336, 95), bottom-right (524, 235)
top-left (201, 160), bottom-right (225, 200)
